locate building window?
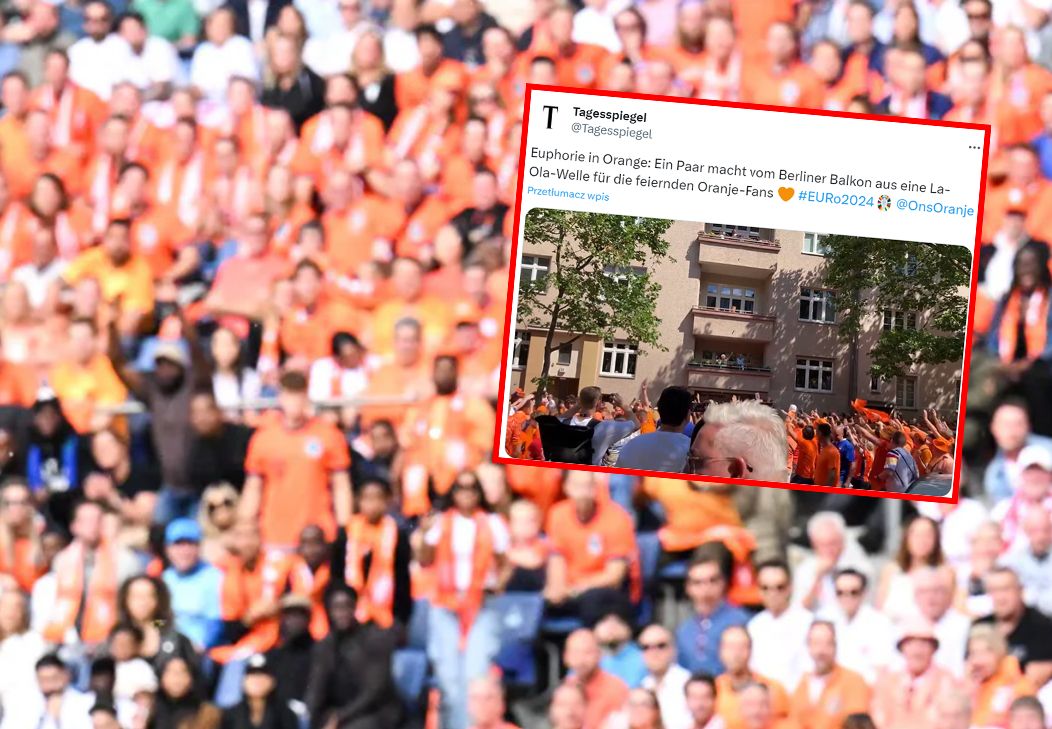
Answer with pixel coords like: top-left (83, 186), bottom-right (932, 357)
top-left (803, 232), bottom-right (829, 255)
top-left (556, 342), bottom-right (572, 366)
top-left (869, 375), bottom-right (882, 393)
top-left (709, 224), bottom-right (760, 240)
top-left (799, 288), bottom-right (836, 323)
top-left (796, 358), bottom-right (834, 392)
top-left (896, 376), bottom-right (917, 409)
top-left (520, 255), bottom-right (550, 284)
top-left (603, 265), bottom-right (645, 285)
top-left (601, 341), bottom-right (637, 377)
top-left (704, 284), bottom-right (756, 313)
top-left (512, 332), bottom-right (529, 368)
top-left (882, 309), bottom-right (918, 331)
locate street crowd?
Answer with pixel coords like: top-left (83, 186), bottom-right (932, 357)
top-left (0, 0), bottom-right (1050, 727)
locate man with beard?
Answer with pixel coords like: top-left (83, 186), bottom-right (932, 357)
top-left (107, 312), bottom-right (211, 523)
top-left (304, 583), bottom-right (402, 729)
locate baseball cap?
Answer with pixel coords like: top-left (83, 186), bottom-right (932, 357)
top-left (153, 341), bottom-right (189, 368)
top-left (165, 518), bottom-right (202, 545)
top-left (1018, 444), bottom-right (1052, 472)
top-left (278, 593), bottom-right (313, 613)
top-left (244, 653), bottom-right (274, 677)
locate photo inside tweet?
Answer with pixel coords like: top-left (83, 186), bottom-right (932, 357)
top-left (495, 86), bottom-right (988, 502)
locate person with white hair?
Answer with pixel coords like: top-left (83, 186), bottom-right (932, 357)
top-left (686, 399), bottom-right (788, 483)
top-left (791, 511), bottom-right (874, 614)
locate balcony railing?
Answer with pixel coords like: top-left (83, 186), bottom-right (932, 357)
top-left (696, 230), bottom-right (781, 249)
top-left (692, 307), bottom-right (776, 340)
top-left (688, 360), bottom-right (772, 373)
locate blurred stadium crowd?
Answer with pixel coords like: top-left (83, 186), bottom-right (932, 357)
top-left (0, 0), bottom-right (1049, 727)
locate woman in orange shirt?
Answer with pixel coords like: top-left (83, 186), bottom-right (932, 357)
top-left (416, 471), bottom-right (508, 729)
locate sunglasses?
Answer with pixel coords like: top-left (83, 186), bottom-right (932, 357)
top-left (208, 499), bottom-right (234, 513)
top-left (836, 588), bottom-right (863, 597)
top-left (966, 12), bottom-right (991, 21)
top-left (640, 641), bottom-right (669, 651)
top-left (687, 575), bottom-right (724, 586)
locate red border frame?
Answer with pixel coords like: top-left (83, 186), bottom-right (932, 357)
top-left (492, 84), bottom-right (992, 506)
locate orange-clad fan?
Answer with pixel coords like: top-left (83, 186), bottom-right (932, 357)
top-left (545, 470), bottom-right (641, 627)
top-left (5, 109), bottom-right (83, 201)
top-left (965, 623), bottom-right (1037, 728)
top-left (344, 479), bottom-right (411, 629)
top-left (48, 317), bottom-right (127, 433)
top-left (41, 500), bottom-right (132, 647)
top-left (212, 519), bottom-right (309, 663)
top-left (561, 628), bottom-right (629, 729)
top-left (30, 49), bottom-right (107, 161)
top-left (399, 354), bottom-right (496, 515)
top-left (0, 480), bottom-right (46, 592)
top-left (241, 370), bottom-right (352, 549)
top-left (715, 626), bottom-right (791, 729)
top-left (790, 622), bottom-right (872, 729)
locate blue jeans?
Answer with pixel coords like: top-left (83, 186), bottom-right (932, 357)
top-left (426, 600), bottom-right (500, 729)
top-left (154, 488), bottom-right (200, 524)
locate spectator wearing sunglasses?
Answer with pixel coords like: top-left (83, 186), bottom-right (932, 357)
top-left (816, 569), bottom-right (896, 684)
top-left (638, 624), bottom-right (691, 729)
top-left (747, 560), bottom-right (811, 693)
top-left (197, 483), bottom-right (239, 565)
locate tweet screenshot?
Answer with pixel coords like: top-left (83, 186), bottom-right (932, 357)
top-left (495, 86), bottom-right (988, 503)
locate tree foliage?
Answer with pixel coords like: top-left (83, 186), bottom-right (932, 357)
top-left (819, 234), bottom-right (972, 380)
top-left (518, 209), bottom-right (673, 390)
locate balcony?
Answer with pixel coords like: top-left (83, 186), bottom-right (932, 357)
top-left (696, 230), bottom-right (780, 279)
top-left (692, 306), bottom-right (776, 341)
top-left (687, 362), bottom-right (772, 394)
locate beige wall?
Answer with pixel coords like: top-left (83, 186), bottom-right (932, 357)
top-left (513, 219), bottom-right (965, 415)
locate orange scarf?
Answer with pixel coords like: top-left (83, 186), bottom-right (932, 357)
top-left (998, 288), bottom-right (1049, 363)
top-left (345, 514), bottom-right (399, 628)
top-left (433, 510), bottom-right (494, 648)
top-left (44, 540), bottom-right (118, 645)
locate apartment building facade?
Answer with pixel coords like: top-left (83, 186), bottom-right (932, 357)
top-left (510, 219), bottom-right (964, 416)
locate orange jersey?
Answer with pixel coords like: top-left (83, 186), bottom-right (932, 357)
top-left (790, 667), bottom-right (871, 729)
top-left (48, 354), bottom-right (128, 433)
top-left (3, 147), bottom-right (83, 201)
top-left (546, 497), bottom-right (640, 600)
top-left (742, 61), bottom-right (825, 109)
top-left (814, 443), bottom-right (841, 487)
top-left (394, 60), bottom-right (471, 112)
top-left (279, 299), bottom-right (366, 361)
top-left (717, 673), bottom-right (791, 729)
top-left (359, 358), bottom-right (431, 428)
top-left (129, 205), bottom-right (195, 280)
top-left (63, 247), bottom-right (155, 316)
top-left (30, 83), bottom-right (107, 159)
top-left (642, 477), bottom-right (740, 552)
top-left (245, 418), bottom-right (352, 546)
top-left (794, 429), bottom-right (817, 479)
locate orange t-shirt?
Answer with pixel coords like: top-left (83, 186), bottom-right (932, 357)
top-left (732, 0), bottom-right (798, 64)
top-left (813, 443), bottom-right (841, 487)
top-left (742, 61), bottom-right (825, 109)
top-left (0, 361), bottom-right (39, 407)
top-left (717, 673), bottom-right (791, 729)
top-left (575, 670), bottom-right (628, 729)
top-left (546, 498), bottom-right (637, 595)
top-left (48, 354), bottom-right (128, 433)
top-left (245, 418), bottom-right (352, 546)
top-left (394, 59), bottom-right (471, 111)
top-left (642, 477), bottom-right (740, 552)
top-left (279, 300), bottom-right (366, 361)
top-left (359, 358), bottom-right (431, 428)
top-left (790, 667), bottom-right (872, 729)
top-left (130, 205), bottom-right (195, 280)
top-left (794, 428), bottom-right (817, 479)
top-left (63, 247), bottom-right (155, 317)
top-left (0, 537), bottom-right (46, 592)
top-left (3, 147), bottom-right (83, 201)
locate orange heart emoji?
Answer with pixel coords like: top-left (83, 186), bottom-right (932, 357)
top-left (778, 187), bottom-right (794, 201)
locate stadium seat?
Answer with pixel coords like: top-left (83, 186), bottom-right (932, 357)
top-left (392, 648), bottom-right (429, 717)
top-left (490, 592), bottom-right (545, 688)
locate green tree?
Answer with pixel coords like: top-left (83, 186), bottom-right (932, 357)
top-left (517, 209), bottom-right (673, 394)
top-left (819, 234), bottom-right (972, 381)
